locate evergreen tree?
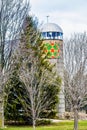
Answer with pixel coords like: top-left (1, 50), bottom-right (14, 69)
top-left (4, 65), bottom-right (30, 123)
top-left (4, 16), bottom-right (38, 123)
top-left (4, 16), bottom-right (61, 127)
top-left (18, 36), bottom-right (61, 129)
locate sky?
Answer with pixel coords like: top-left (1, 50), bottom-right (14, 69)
top-left (30, 0), bottom-right (87, 38)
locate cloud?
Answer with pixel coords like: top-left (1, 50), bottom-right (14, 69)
top-left (30, 0), bottom-right (87, 38)
top-left (30, 0), bottom-right (87, 13)
top-left (48, 11), bottom-right (87, 38)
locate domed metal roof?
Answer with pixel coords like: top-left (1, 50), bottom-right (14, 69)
top-left (41, 23), bottom-right (63, 33)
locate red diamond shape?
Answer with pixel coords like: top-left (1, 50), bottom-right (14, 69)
top-left (51, 56), bottom-right (55, 58)
top-left (44, 49), bottom-right (48, 53)
top-left (51, 48), bottom-right (54, 52)
top-left (51, 42), bottom-right (54, 46)
top-left (58, 49), bottom-right (60, 52)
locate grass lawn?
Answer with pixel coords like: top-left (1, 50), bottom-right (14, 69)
top-left (1, 120), bottom-right (87, 130)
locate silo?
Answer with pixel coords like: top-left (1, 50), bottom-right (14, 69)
top-left (41, 23), bottom-right (65, 118)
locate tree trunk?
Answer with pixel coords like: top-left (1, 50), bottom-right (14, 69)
top-left (33, 119), bottom-right (36, 130)
top-left (0, 70), bottom-right (4, 128)
top-left (74, 108), bottom-right (78, 130)
top-left (1, 101), bottom-right (4, 128)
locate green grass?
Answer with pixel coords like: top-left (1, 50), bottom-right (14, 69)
top-left (1, 121), bottom-right (87, 130)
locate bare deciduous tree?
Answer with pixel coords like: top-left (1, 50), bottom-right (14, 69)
top-left (13, 41), bottom-right (61, 130)
top-left (0, 0), bottom-right (29, 127)
top-left (64, 33), bottom-right (87, 130)
top-left (0, 0), bottom-right (29, 68)
top-left (19, 54), bottom-right (60, 130)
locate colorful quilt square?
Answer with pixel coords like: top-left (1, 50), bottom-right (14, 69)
top-left (44, 42), bottom-right (60, 59)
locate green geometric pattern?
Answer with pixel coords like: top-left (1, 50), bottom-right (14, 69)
top-left (44, 42), bottom-right (60, 59)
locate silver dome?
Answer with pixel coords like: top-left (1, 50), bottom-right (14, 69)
top-left (41, 23), bottom-right (63, 33)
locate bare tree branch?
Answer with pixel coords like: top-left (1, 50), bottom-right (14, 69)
top-left (64, 32), bottom-right (87, 130)
top-left (0, 0), bottom-right (29, 127)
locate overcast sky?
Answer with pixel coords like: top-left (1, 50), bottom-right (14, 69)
top-left (30, 0), bottom-right (87, 38)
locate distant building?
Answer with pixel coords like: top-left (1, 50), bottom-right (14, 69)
top-left (41, 22), bottom-right (65, 118)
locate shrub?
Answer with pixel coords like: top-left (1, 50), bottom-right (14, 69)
top-left (36, 119), bottom-right (51, 126)
top-left (40, 110), bottom-right (57, 119)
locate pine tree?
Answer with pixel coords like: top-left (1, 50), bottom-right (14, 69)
top-left (5, 16), bottom-right (61, 129)
top-left (17, 30), bottom-right (61, 129)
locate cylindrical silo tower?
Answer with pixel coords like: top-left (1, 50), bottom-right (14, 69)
top-left (41, 23), bottom-right (65, 118)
